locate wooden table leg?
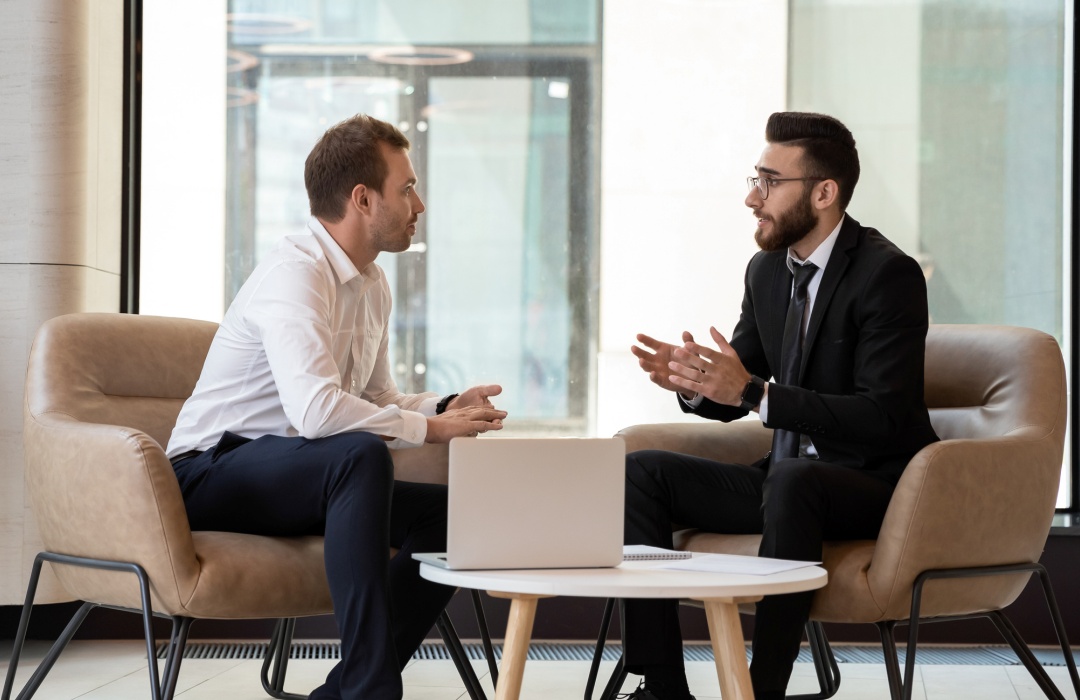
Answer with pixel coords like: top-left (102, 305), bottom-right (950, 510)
top-left (486, 591), bottom-right (551, 700)
top-left (698, 596), bottom-right (761, 700)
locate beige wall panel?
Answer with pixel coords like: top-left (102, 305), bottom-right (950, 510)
top-left (0, 264), bottom-right (28, 600)
top-left (26, 0), bottom-right (90, 267)
top-left (0, 262), bottom-right (30, 601)
top-left (0, 1), bottom-right (32, 264)
top-left (88, 0), bottom-right (124, 276)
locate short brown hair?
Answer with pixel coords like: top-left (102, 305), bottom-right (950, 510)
top-left (765, 112), bottom-right (860, 211)
top-left (304, 114), bottom-right (411, 222)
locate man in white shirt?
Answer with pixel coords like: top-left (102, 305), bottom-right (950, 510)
top-left (620, 112), bottom-right (938, 700)
top-left (167, 114), bottom-right (507, 700)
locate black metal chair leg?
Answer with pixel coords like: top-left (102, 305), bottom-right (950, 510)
top-left (275, 619), bottom-right (298, 694)
top-left (900, 608), bottom-right (922, 700)
top-left (813, 622), bottom-right (841, 697)
top-left (3, 556), bottom-right (57, 700)
top-left (876, 621), bottom-right (904, 700)
top-left (789, 621), bottom-right (840, 700)
top-left (2, 570), bottom-right (95, 700)
top-left (436, 611), bottom-right (488, 700)
top-left (125, 560), bottom-right (164, 700)
top-left (260, 618), bottom-right (285, 696)
top-left (1035, 565), bottom-right (1080, 698)
top-left (471, 590), bottom-right (499, 688)
top-left (988, 611), bottom-right (1065, 700)
top-left (599, 655), bottom-right (629, 700)
top-left (584, 598), bottom-right (617, 700)
top-left (5, 553), bottom-right (164, 700)
top-left (8, 602), bottom-right (96, 700)
top-left (160, 617), bottom-right (194, 700)
top-left (260, 618), bottom-right (306, 700)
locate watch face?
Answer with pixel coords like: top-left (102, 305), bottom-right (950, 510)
top-left (741, 377), bottom-right (765, 408)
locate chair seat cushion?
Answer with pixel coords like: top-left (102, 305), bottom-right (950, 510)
top-left (182, 533), bottom-right (333, 619)
top-left (674, 530), bottom-right (882, 622)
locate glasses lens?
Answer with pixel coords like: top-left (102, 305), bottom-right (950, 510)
top-left (748, 176), bottom-right (767, 200)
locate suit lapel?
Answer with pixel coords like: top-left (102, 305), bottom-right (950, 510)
top-left (799, 216), bottom-right (861, 381)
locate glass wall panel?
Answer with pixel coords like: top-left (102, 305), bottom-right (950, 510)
top-left (144, 1), bottom-right (600, 434)
top-left (789, 0), bottom-right (1069, 504)
top-left (424, 77), bottom-right (573, 420)
top-left (790, 0), bottom-right (1064, 336)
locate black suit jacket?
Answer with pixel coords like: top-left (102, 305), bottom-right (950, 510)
top-left (686, 215), bottom-right (939, 482)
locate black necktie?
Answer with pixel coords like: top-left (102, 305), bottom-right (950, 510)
top-left (771, 262), bottom-right (819, 462)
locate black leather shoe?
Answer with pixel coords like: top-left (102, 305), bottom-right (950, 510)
top-left (618, 680), bottom-right (697, 700)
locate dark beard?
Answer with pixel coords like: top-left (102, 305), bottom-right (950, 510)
top-left (754, 191), bottom-right (817, 252)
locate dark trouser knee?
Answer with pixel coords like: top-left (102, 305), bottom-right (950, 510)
top-left (760, 460), bottom-right (827, 561)
top-left (323, 432), bottom-right (395, 497)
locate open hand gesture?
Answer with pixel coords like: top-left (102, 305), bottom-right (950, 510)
top-left (667, 327), bottom-right (751, 407)
top-left (631, 331), bottom-right (697, 398)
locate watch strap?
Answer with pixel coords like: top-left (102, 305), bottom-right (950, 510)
top-left (436, 393), bottom-right (459, 415)
top-left (739, 376), bottom-right (765, 411)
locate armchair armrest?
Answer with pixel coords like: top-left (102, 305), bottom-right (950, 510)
top-left (616, 420), bottom-right (772, 466)
top-left (868, 434), bottom-right (1061, 618)
top-left (391, 442), bottom-right (450, 485)
top-left (23, 408), bottom-right (201, 613)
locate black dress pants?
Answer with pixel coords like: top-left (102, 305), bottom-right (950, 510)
top-left (172, 430), bottom-right (454, 700)
top-left (622, 449), bottom-right (896, 696)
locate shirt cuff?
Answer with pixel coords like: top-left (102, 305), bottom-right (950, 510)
top-left (758, 384), bottom-right (770, 422)
top-left (417, 395), bottom-right (441, 417)
top-left (384, 409), bottom-right (429, 449)
top-left (679, 392), bottom-right (705, 409)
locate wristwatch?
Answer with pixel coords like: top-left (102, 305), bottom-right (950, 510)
top-left (739, 376), bottom-right (766, 411)
top-left (436, 393), bottom-right (459, 415)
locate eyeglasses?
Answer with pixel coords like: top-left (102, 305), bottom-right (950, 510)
top-left (747, 176), bottom-right (825, 200)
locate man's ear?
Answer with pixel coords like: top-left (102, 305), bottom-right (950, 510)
top-left (350, 183), bottom-right (373, 217)
top-left (812, 179), bottom-right (840, 211)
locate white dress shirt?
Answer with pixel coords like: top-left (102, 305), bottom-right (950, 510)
top-left (166, 217), bottom-right (439, 459)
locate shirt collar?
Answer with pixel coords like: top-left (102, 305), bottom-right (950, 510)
top-left (307, 216), bottom-right (375, 285)
top-left (787, 215), bottom-right (845, 273)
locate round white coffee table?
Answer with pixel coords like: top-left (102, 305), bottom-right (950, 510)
top-left (419, 560), bottom-right (827, 700)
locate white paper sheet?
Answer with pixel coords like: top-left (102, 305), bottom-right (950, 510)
top-left (660, 553), bottom-right (820, 576)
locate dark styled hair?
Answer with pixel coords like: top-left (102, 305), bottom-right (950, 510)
top-left (765, 112), bottom-right (860, 211)
top-left (304, 114), bottom-right (411, 222)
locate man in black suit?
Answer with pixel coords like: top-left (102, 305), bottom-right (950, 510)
top-left (621, 112), bottom-right (939, 700)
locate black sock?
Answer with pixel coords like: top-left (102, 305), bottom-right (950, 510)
top-left (643, 664), bottom-right (692, 700)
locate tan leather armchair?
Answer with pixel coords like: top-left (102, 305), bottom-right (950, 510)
top-left (607, 325), bottom-right (1080, 700)
top-left (4, 312), bottom-right (477, 700)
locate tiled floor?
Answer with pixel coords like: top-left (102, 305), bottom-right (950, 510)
top-left (1, 640), bottom-right (1078, 699)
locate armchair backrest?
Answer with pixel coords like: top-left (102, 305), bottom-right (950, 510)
top-left (924, 324), bottom-right (1065, 443)
top-left (25, 313), bottom-right (217, 449)
top-left (868, 324), bottom-right (1067, 619)
top-left (23, 313), bottom-right (218, 611)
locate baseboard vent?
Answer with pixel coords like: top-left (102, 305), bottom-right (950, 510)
top-left (157, 641), bottom-right (1079, 667)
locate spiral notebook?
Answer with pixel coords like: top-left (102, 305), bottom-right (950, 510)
top-left (623, 545), bottom-right (692, 561)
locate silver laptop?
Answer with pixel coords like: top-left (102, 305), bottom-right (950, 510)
top-left (414, 437), bottom-right (625, 570)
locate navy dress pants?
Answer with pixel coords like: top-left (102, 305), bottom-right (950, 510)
top-left (622, 450), bottom-right (896, 696)
top-left (172, 431), bottom-right (454, 700)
